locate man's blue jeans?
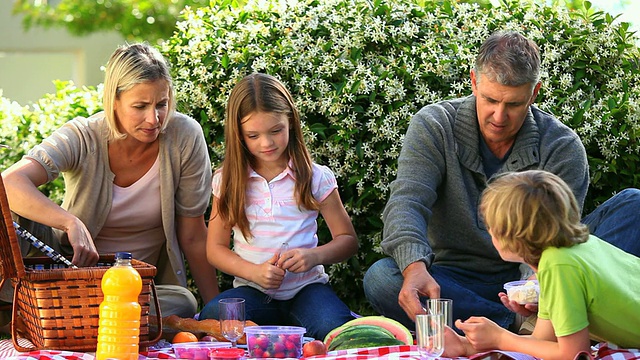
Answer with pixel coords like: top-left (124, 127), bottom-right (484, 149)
top-left (582, 188), bottom-right (640, 257)
top-left (364, 188), bottom-right (640, 332)
top-left (199, 283), bottom-right (355, 340)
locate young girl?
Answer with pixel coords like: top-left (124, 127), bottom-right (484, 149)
top-left (444, 170), bottom-right (640, 360)
top-left (199, 73), bottom-right (359, 340)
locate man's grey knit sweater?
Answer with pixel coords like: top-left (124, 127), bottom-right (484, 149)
top-left (382, 95), bottom-right (589, 275)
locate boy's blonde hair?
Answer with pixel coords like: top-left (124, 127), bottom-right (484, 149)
top-left (480, 170), bottom-right (589, 266)
top-left (216, 73), bottom-right (317, 240)
top-left (103, 43), bottom-right (176, 141)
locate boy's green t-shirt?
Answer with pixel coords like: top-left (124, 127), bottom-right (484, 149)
top-left (537, 235), bottom-right (640, 348)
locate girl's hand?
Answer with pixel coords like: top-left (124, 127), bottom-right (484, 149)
top-left (499, 292), bottom-right (538, 316)
top-left (256, 253), bottom-right (286, 289)
top-left (277, 248), bottom-right (318, 273)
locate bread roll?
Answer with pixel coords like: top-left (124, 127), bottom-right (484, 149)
top-left (156, 314), bottom-right (258, 344)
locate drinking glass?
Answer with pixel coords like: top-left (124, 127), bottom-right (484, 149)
top-left (416, 314), bottom-right (444, 360)
top-left (424, 298), bottom-right (453, 327)
top-left (219, 298), bottom-right (245, 347)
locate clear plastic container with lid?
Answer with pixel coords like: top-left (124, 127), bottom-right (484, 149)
top-left (95, 252), bottom-right (142, 360)
top-left (245, 326), bottom-right (306, 358)
top-left (504, 280), bottom-right (540, 304)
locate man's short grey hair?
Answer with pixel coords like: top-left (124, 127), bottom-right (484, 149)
top-left (474, 31), bottom-right (541, 90)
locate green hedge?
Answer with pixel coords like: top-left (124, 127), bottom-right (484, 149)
top-left (163, 0), bottom-right (640, 314)
top-left (0, 81), bottom-right (102, 201)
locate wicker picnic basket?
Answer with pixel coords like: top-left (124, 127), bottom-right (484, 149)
top-left (0, 175), bottom-right (162, 352)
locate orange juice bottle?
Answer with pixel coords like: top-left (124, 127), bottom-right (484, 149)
top-left (96, 252), bottom-right (142, 360)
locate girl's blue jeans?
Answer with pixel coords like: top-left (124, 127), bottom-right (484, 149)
top-left (364, 188), bottom-right (640, 332)
top-left (199, 283), bottom-right (355, 340)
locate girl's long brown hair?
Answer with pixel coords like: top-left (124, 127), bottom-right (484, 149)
top-left (215, 73), bottom-right (318, 240)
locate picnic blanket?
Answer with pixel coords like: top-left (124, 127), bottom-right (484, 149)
top-left (0, 342), bottom-right (638, 360)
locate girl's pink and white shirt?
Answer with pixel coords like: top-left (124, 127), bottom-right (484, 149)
top-left (212, 162), bottom-right (337, 299)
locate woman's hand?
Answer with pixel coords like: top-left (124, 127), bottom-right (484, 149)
top-left (64, 217), bottom-right (99, 267)
top-left (3, 158), bottom-right (99, 267)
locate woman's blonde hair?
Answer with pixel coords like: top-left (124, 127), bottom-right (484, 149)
top-left (480, 170), bottom-right (589, 266)
top-left (103, 42), bottom-right (176, 140)
top-left (216, 73), bottom-right (317, 239)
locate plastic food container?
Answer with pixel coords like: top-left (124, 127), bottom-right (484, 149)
top-left (504, 280), bottom-right (540, 304)
top-left (172, 341), bottom-right (232, 360)
top-left (209, 347), bottom-right (247, 360)
top-left (244, 326), bottom-right (306, 358)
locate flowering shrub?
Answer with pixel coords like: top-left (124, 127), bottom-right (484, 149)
top-left (0, 81), bottom-right (102, 202)
top-left (163, 0), bottom-right (640, 313)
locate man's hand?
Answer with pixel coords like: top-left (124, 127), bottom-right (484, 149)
top-left (399, 261), bottom-right (440, 322)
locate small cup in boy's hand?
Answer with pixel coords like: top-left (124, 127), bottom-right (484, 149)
top-left (504, 280), bottom-right (539, 304)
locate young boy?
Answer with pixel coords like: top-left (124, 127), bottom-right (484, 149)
top-left (443, 170), bottom-right (640, 360)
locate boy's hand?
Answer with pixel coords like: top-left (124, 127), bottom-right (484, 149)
top-left (499, 292), bottom-right (538, 316)
top-left (442, 325), bottom-right (473, 358)
top-left (456, 317), bottom-right (506, 352)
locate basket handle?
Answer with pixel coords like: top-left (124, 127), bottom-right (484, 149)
top-left (11, 278), bottom-right (35, 353)
top-left (141, 279), bottom-right (163, 346)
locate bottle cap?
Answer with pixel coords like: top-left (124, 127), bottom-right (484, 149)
top-left (115, 252), bottom-right (133, 260)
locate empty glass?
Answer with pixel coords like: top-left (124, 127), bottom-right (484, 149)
top-left (424, 298), bottom-right (453, 327)
top-left (219, 298), bottom-right (246, 347)
top-left (416, 313), bottom-right (445, 359)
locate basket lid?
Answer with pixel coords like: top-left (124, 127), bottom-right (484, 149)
top-left (0, 175), bottom-right (26, 279)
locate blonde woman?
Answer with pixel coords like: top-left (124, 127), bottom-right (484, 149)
top-left (1, 43), bottom-right (218, 318)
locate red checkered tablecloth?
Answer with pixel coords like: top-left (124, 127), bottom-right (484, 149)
top-left (0, 342), bottom-right (638, 359)
top-left (594, 343), bottom-right (640, 360)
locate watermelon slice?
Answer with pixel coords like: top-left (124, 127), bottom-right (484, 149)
top-left (324, 316), bottom-right (413, 347)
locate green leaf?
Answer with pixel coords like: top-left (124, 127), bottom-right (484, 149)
top-left (221, 54), bottom-right (230, 69)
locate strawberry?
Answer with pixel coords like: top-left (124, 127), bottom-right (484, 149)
top-left (285, 339), bottom-right (296, 350)
top-left (256, 334), bottom-right (269, 349)
top-left (252, 348), bottom-right (264, 357)
top-left (273, 339), bottom-right (286, 353)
